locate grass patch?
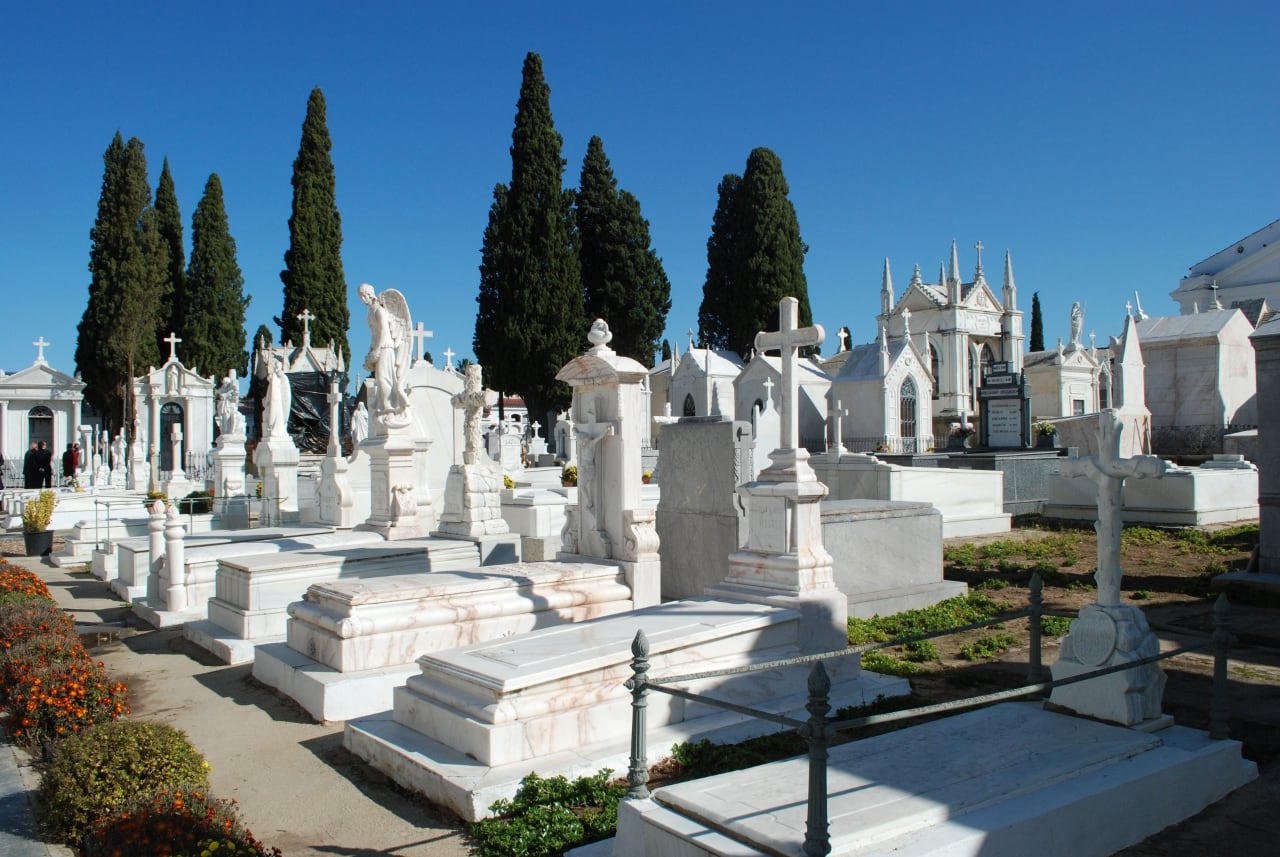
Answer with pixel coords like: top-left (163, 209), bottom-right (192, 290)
top-left (847, 594), bottom-right (1005, 646)
top-left (959, 634), bottom-right (1018, 661)
top-left (1129, 589), bottom-right (1151, 601)
top-left (860, 650), bottom-right (919, 676)
top-left (973, 578), bottom-right (1010, 591)
top-left (903, 640), bottom-right (940, 662)
top-left (1039, 615), bottom-right (1072, 636)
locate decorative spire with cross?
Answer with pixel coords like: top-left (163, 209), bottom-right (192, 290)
top-left (687, 327), bottom-right (695, 351)
top-left (974, 240), bottom-right (985, 278)
top-left (410, 321), bottom-right (434, 362)
top-left (297, 309), bottom-right (316, 347)
top-left (442, 347), bottom-right (456, 371)
top-left (901, 306), bottom-right (912, 338)
top-left (754, 297), bottom-right (824, 451)
top-left (164, 332), bottom-right (182, 363)
top-left (32, 337), bottom-right (50, 365)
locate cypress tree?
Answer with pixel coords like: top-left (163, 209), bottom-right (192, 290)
top-left (697, 149), bottom-right (813, 359)
top-left (280, 87), bottom-right (349, 366)
top-left (76, 133), bottom-right (166, 434)
top-left (576, 136), bottom-right (671, 368)
top-left (661, 339), bottom-right (672, 363)
top-left (1030, 291), bottom-right (1045, 352)
top-left (154, 158), bottom-right (184, 352)
top-left (184, 173), bottom-right (250, 378)
top-left (697, 173), bottom-right (740, 352)
top-left (474, 52), bottom-right (582, 424)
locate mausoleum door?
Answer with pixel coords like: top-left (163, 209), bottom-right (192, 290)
top-left (900, 378), bottom-right (918, 453)
top-left (28, 405), bottom-right (53, 449)
top-left (682, 394), bottom-right (696, 417)
top-left (160, 402), bottom-right (185, 472)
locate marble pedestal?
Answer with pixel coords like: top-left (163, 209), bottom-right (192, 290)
top-left (437, 462), bottom-right (508, 537)
top-left (358, 433), bottom-right (421, 540)
top-left (499, 489), bottom-right (568, 562)
top-left (317, 451), bottom-right (356, 528)
top-left (344, 598), bottom-right (906, 821)
top-left (1050, 603), bottom-right (1166, 726)
top-left (251, 559), bottom-right (633, 721)
top-left (211, 435), bottom-right (249, 528)
top-left (254, 437), bottom-right (300, 526)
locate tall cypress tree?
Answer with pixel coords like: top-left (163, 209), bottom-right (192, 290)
top-left (279, 87), bottom-right (349, 366)
top-left (154, 158), bottom-right (184, 352)
top-left (184, 173), bottom-right (250, 378)
top-left (697, 148), bottom-right (813, 358)
top-left (1030, 291), bottom-right (1045, 352)
top-left (76, 133), bottom-right (166, 434)
top-left (474, 52), bottom-right (582, 423)
top-left (697, 173), bottom-right (740, 352)
top-left (576, 136), bottom-right (671, 368)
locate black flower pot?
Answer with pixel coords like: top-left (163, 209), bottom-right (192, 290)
top-left (23, 529), bottom-right (54, 557)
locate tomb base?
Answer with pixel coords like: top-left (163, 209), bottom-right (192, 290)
top-left (1050, 603), bottom-right (1166, 726)
top-left (606, 702), bottom-right (1256, 857)
top-left (432, 531), bottom-right (521, 566)
top-left (437, 462), bottom-right (509, 536)
top-left (358, 433), bottom-right (422, 540)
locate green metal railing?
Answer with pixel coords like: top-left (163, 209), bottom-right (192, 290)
top-left (624, 575), bottom-right (1235, 857)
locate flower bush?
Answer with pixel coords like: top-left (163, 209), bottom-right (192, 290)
top-left (80, 788), bottom-right (282, 857)
top-left (503, 473), bottom-right (516, 490)
top-left (0, 561), bottom-right (55, 605)
top-left (948, 422), bottom-right (975, 438)
top-left (21, 490), bottom-right (57, 533)
top-left (561, 464), bottom-right (578, 486)
top-left (1034, 420), bottom-right (1057, 437)
top-left (38, 720), bottom-right (211, 843)
top-left (0, 599), bottom-right (129, 747)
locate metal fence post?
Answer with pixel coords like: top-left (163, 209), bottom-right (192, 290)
top-left (1209, 593), bottom-right (1231, 740)
top-left (1028, 572), bottom-right (1044, 689)
top-left (802, 661), bottom-right (832, 857)
top-left (625, 630), bottom-right (651, 800)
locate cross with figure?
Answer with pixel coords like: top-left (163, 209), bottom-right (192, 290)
top-left (32, 337), bottom-right (50, 364)
top-left (754, 297), bottom-right (823, 451)
top-left (297, 309), bottom-right (316, 346)
top-left (1058, 409), bottom-right (1165, 606)
top-left (164, 332), bottom-right (182, 363)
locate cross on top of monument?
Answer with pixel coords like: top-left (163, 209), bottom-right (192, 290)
top-left (443, 347), bottom-right (456, 371)
top-left (762, 375), bottom-right (774, 405)
top-left (297, 309), bottom-right (316, 345)
top-left (974, 240), bottom-right (985, 273)
top-left (411, 321), bottom-right (433, 362)
top-left (164, 332), bottom-right (182, 363)
top-left (32, 336), bottom-right (50, 364)
top-left (754, 297), bottom-right (823, 450)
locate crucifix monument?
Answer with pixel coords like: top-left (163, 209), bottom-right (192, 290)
top-left (707, 297), bottom-right (847, 653)
top-left (1050, 408), bottom-right (1168, 725)
top-left (317, 375), bottom-right (356, 527)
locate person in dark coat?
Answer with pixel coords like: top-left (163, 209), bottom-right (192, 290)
top-left (36, 441), bottom-right (53, 488)
top-left (62, 444), bottom-right (78, 483)
top-left (22, 442), bottom-right (38, 489)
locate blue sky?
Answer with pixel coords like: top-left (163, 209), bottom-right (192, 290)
top-left (2, 1), bottom-right (1277, 389)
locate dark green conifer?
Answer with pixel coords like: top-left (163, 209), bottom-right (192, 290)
top-left (474, 52), bottom-right (582, 424)
top-left (697, 174), bottom-right (741, 353)
top-left (1030, 292), bottom-right (1045, 352)
top-left (279, 87), bottom-right (349, 367)
top-left (184, 174), bottom-right (250, 378)
top-left (154, 158), bottom-right (184, 352)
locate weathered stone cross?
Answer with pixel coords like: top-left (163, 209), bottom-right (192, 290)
top-left (297, 309), bottom-right (316, 345)
top-left (164, 332), bottom-right (182, 363)
top-left (411, 321), bottom-right (433, 363)
top-left (1058, 409), bottom-right (1165, 606)
top-left (32, 336), bottom-right (50, 364)
top-left (754, 297), bottom-right (824, 451)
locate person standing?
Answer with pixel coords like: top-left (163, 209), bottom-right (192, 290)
top-left (62, 444), bottom-right (77, 483)
top-left (36, 441), bottom-right (54, 488)
top-left (23, 442), bottom-right (38, 489)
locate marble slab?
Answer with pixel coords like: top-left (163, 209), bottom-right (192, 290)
top-left (613, 702), bottom-right (1257, 857)
top-left (1044, 464), bottom-right (1259, 526)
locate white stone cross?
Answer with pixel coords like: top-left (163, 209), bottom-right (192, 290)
top-left (974, 239), bottom-right (984, 269)
top-left (32, 337), bottom-right (50, 364)
top-left (411, 321), bottom-right (434, 362)
top-left (829, 398), bottom-right (848, 453)
top-left (297, 309), bottom-right (316, 345)
top-left (1058, 409), bottom-right (1165, 607)
top-left (164, 332), bottom-right (182, 363)
top-left (531, 421), bottom-right (542, 439)
top-left (442, 347), bottom-right (456, 371)
top-left (754, 297), bottom-right (824, 450)
top-left (901, 306), bottom-right (912, 338)
top-left (762, 376), bottom-right (775, 409)
top-left (687, 328), bottom-right (695, 351)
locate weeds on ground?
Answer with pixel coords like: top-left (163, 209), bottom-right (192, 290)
top-left (959, 634), bottom-right (1018, 661)
top-left (847, 594), bottom-right (1005, 646)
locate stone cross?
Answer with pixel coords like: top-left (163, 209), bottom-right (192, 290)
top-left (762, 376), bottom-right (775, 409)
top-left (326, 377), bottom-right (342, 456)
top-left (837, 327), bottom-right (849, 352)
top-left (901, 306), bottom-right (912, 337)
top-left (754, 297), bottom-right (824, 451)
top-left (32, 336), bottom-right (50, 364)
top-left (442, 347), bottom-right (456, 371)
top-left (1058, 409), bottom-right (1165, 606)
top-left (411, 321), bottom-right (433, 362)
top-left (687, 328), bottom-right (695, 351)
top-left (452, 364), bottom-right (488, 465)
top-left (974, 239), bottom-right (984, 268)
top-left (531, 421), bottom-right (542, 439)
top-left (164, 332), bottom-right (182, 363)
top-left (297, 309), bottom-right (316, 346)
top-left (170, 422), bottom-right (184, 478)
top-left (829, 399), bottom-right (848, 453)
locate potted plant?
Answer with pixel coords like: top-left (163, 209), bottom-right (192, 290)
top-left (948, 422), bottom-right (976, 449)
top-left (642, 470), bottom-right (653, 485)
top-left (561, 464), bottom-right (578, 487)
top-left (21, 490), bottom-right (57, 556)
top-left (1035, 421), bottom-right (1058, 448)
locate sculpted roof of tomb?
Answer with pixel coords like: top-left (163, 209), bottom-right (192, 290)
top-left (671, 346), bottom-right (744, 380)
top-left (1135, 309), bottom-right (1253, 344)
top-left (740, 354), bottom-right (831, 386)
top-left (1230, 298), bottom-right (1275, 328)
top-left (831, 338), bottom-right (922, 383)
top-left (0, 360), bottom-right (83, 393)
top-left (1023, 344), bottom-right (1100, 369)
top-left (1188, 217), bottom-right (1280, 275)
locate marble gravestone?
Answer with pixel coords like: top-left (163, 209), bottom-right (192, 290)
top-left (1050, 408), bottom-right (1167, 725)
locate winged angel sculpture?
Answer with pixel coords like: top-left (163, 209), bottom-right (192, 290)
top-left (358, 283), bottom-right (413, 428)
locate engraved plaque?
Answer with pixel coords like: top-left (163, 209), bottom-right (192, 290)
top-left (1069, 611), bottom-right (1118, 666)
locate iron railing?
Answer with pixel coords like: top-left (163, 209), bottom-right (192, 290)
top-left (623, 575), bottom-right (1235, 856)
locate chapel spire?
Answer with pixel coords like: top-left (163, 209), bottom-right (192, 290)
top-left (1002, 249), bottom-right (1017, 310)
top-left (947, 239), bottom-right (961, 304)
top-left (880, 257), bottom-right (894, 316)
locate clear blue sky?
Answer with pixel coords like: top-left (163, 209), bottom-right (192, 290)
top-left (2, 1), bottom-right (1277, 389)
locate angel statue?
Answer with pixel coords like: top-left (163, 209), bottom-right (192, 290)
top-left (216, 369), bottom-right (245, 436)
top-left (358, 283), bottom-right (413, 427)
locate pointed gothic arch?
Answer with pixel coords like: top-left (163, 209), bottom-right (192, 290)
top-left (899, 377), bottom-right (918, 453)
top-left (682, 394), bottom-right (696, 417)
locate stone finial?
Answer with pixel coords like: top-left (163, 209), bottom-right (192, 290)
top-left (588, 319), bottom-right (613, 349)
